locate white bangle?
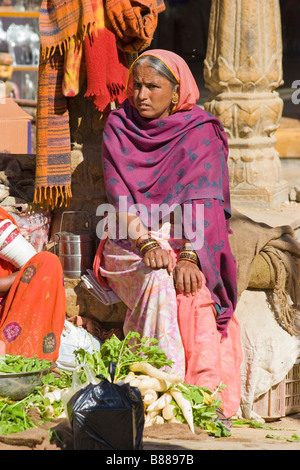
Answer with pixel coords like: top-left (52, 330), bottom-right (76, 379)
top-left (0, 219), bottom-right (36, 268)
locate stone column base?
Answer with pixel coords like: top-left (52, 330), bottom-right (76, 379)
top-left (230, 180), bottom-right (289, 208)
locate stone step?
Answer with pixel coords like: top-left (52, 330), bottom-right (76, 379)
top-left (64, 277), bottom-right (127, 328)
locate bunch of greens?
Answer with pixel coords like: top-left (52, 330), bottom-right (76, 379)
top-left (75, 331), bottom-right (173, 382)
top-left (0, 370), bottom-right (72, 435)
top-left (0, 388), bottom-right (64, 435)
top-left (0, 396), bottom-right (36, 435)
top-left (42, 369), bottom-right (72, 389)
top-left (0, 355), bottom-right (53, 374)
top-left (173, 383), bottom-right (231, 438)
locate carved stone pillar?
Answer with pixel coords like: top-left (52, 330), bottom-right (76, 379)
top-left (204, 0), bottom-right (289, 208)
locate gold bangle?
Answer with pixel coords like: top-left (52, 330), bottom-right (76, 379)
top-left (139, 241), bottom-right (161, 255)
top-left (137, 237), bottom-right (156, 249)
top-left (135, 233), bottom-right (151, 247)
top-left (138, 240), bottom-right (158, 252)
top-left (179, 250), bottom-right (197, 257)
top-left (178, 256), bottom-right (199, 265)
top-left (143, 245), bottom-right (161, 255)
top-left (179, 251), bottom-right (198, 260)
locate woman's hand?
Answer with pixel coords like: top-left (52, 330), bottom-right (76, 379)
top-left (173, 260), bottom-right (202, 296)
top-left (143, 247), bottom-right (174, 275)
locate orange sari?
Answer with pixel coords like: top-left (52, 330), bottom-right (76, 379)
top-left (0, 208), bottom-right (66, 360)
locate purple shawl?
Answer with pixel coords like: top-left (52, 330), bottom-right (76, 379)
top-left (102, 99), bottom-right (237, 336)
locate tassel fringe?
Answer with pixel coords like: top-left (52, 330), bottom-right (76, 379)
top-left (33, 186), bottom-right (72, 211)
top-left (41, 22), bottom-right (97, 60)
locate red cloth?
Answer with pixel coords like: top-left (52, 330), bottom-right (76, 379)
top-left (84, 0), bottom-right (128, 112)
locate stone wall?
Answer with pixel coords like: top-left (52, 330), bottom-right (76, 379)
top-left (53, 90), bottom-right (127, 327)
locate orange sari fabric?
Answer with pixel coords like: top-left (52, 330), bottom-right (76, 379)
top-left (0, 209), bottom-right (66, 360)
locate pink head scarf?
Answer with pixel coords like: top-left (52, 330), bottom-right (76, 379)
top-left (126, 49), bottom-right (200, 112)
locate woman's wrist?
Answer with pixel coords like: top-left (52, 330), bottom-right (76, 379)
top-left (178, 246), bottom-right (199, 266)
top-left (137, 237), bottom-right (161, 256)
top-left (135, 233), bottom-right (151, 246)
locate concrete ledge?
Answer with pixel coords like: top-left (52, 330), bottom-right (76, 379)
top-left (233, 202), bottom-right (300, 241)
top-left (275, 117), bottom-right (300, 158)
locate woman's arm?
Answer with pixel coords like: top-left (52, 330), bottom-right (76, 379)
top-left (117, 212), bottom-right (174, 274)
top-left (0, 271), bottom-right (19, 296)
top-left (117, 212), bottom-right (202, 295)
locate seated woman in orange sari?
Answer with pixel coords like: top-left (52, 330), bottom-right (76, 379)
top-left (0, 207), bottom-right (65, 361)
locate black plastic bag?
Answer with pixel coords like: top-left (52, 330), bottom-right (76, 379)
top-left (67, 362), bottom-right (145, 450)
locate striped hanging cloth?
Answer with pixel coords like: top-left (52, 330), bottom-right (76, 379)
top-left (34, 0), bottom-right (96, 209)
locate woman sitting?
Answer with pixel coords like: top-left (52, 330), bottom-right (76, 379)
top-left (0, 207), bottom-right (65, 360)
top-left (94, 49), bottom-right (243, 418)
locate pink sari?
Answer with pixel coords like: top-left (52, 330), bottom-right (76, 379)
top-left (95, 221), bottom-right (242, 418)
top-left (96, 49), bottom-right (243, 417)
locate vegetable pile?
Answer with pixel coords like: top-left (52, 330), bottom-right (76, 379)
top-left (0, 370), bottom-right (71, 435)
top-left (0, 355), bottom-right (53, 374)
top-left (0, 332), bottom-right (231, 439)
top-left (75, 332), bottom-right (231, 438)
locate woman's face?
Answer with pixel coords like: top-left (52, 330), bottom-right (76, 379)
top-left (132, 63), bottom-right (177, 120)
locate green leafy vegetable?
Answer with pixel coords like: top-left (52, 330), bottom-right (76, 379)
top-left (0, 355), bottom-right (53, 374)
top-left (0, 368), bottom-right (72, 435)
top-left (75, 332), bottom-right (173, 382)
top-left (171, 383), bottom-right (231, 438)
top-left (233, 419), bottom-right (297, 431)
top-left (266, 433), bottom-right (300, 442)
top-left (0, 397), bottom-right (36, 435)
top-left (42, 369), bottom-right (72, 389)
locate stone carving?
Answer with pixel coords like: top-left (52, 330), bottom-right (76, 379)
top-left (204, 0), bottom-right (288, 207)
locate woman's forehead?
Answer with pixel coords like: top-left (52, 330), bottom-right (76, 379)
top-left (133, 64), bottom-right (168, 82)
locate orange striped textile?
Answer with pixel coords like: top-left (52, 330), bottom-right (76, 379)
top-left (62, 37), bottom-right (86, 97)
top-left (35, 0), bottom-right (97, 209)
top-left (34, 50), bottom-right (72, 209)
top-left (39, 0), bottom-right (96, 59)
top-left (105, 0), bottom-right (166, 52)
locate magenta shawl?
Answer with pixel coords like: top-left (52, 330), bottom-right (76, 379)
top-left (102, 99), bottom-right (237, 336)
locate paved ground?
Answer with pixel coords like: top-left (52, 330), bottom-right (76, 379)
top-left (143, 413), bottom-right (300, 451)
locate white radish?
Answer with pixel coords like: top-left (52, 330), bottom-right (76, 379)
top-left (167, 416), bottom-right (183, 424)
top-left (129, 362), bottom-right (182, 384)
top-left (129, 378), bottom-right (141, 387)
top-left (139, 377), bottom-right (170, 395)
top-left (170, 388), bottom-right (194, 434)
top-left (44, 405), bottom-right (54, 417)
top-left (145, 415), bottom-right (165, 427)
top-left (143, 390), bottom-right (158, 405)
top-left (162, 403), bottom-right (176, 420)
top-left (147, 392), bottom-right (172, 412)
top-left (138, 377), bottom-right (169, 394)
top-left (43, 392), bottom-right (56, 404)
top-left (41, 384), bottom-right (50, 394)
top-left (145, 410), bottom-right (160, 423)
top-left (52, 389), bottom-right (62, 401)
top-left (123, 372), bottom-right (136, 383)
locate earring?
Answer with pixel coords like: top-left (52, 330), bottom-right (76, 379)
top-left (171, 96), bottom-right (178, 114)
